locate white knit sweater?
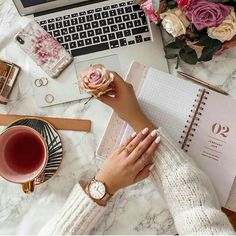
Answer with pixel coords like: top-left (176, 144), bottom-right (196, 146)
top-left (39, 128), bottom-right (234, 235)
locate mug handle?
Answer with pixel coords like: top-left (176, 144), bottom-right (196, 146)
top-left (22, 180), bottom-right (35, 193)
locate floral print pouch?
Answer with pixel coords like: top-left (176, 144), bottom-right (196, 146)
top-left (15, 20), bottom-right (73, 78)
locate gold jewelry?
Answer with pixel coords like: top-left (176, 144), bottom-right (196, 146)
top-left (34, 78), bottom-right (48, 87)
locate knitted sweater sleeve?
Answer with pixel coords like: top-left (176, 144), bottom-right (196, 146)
top-left (150, 127), bottom-right (234, 234)
top-left (39, 127), bottom-right (234, 235)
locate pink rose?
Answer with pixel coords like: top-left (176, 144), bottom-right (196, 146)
top-left (141, 0), bottom-right (159, 24)
top-left (176, 0), bottom-right (194, 10)
top-left (80, 64), bottom-right (114, 97)
top-left (185, 0), bottom-right (230, 30)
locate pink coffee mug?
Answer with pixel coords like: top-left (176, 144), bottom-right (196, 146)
top-left (0, 126), bottom-right (48, 192)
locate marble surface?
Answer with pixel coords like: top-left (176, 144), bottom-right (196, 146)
top-left (1, 0), bottom-right (236, 235)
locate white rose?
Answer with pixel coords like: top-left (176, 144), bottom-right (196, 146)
top-left (208, 8), bottom-right (236, 43)
top-left (160, 8), bottom-right (190, 37)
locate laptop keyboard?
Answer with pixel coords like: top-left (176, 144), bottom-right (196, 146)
top-left (38, 0), bottom-right (151, 57)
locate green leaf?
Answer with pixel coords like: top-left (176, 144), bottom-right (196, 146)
top-left (167, 0), bottom-right (177, 9)
top-left (175, 56), bottom-right (180, 69)
top-left (165, 53), bottom-right (178, 59)
top-left (179, 49), bottom-right (198, 64)
top-left (195, 35), bottom-right (220, 47)
top-left (198, 44), bottom-right (222, 61)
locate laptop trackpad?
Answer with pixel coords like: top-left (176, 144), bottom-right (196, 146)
top-left (75, 54), bottom-right (123, 78)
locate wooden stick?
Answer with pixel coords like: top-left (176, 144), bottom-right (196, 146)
top-left (0, 114), bottom-right (91, 132)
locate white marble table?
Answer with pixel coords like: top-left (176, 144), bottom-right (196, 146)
top-left (1, 1), bottom-right (236, 234)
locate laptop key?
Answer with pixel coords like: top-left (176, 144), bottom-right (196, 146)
top-left (87, 9), bottom-right (94, 14)
top-left (85, 38), bottom-right (92, 45)
top-left (70, 42), bottom-right (77, 49)
top-left (110, 25), bottom-right (118, 31)
top-left (71, 13), bottom-right (78, 17)
top-left (110, 40), bottom-right (119, 49)
top-left (77, 40), bottom-right (84, 47)
top-left (95, 28), bottom-right (102, 35)
top-left (102, 12), bottom-right (109, 18)
top-left (39, 20), bottom-right (47, 25)
top-left (144, 37), bottom-right (151, 41)
top-left (88, 30), bottom-right (95, 37)
top-left (120, 38), bottom-right (127, 47)
top-left (126, 21), bottom-right (133, 28)
top-left (48, 19), bottom-right (55, 23)
top-left (134, 20), bottom-right (141, 27)
top-left (79, 16), bottom-right (86, 23)
top-left (92, 21), bottom-right (99, 28)
top-left (53, 30), bottom-right (60, 37)
top-left (109, 10), bottom-right (116, 17)
top-left (63, 20), bottom-right (70, 27)
top-left (62, 43), bottom-right (69, 50)
top-left (132, 26), bottom-right (149, 35)
top-left (122, 15), bottom-right (130, 21)
top-left (57, 37), bottom-right (64, 43)
top-left (80, 32), bottom-right (87, 39)
top-left (117, 8), bottom-right (124, 15)
top-left (100, 35), bottom-right (108, 42)
top-left (86, 15), bottom-right (93, 22)
top-left (107, 18), bottom-right (114, 25)
top-left (84, 23), bottom-right (91, 30)
top-left (135, 35), bottom-right (143, 43)
top-left (116, 31), bottom-right (123, 38)
top-left (99, 19), bottom-right (106, 27)
top-left (69, 26), bottom-right (76, 33)
top-left (56, 22), bottom-right (63, 28)
top-left (56, 17), bottom-right (62, 21)
top-left (64, 15), bottom-right (70, 19)
top-left (118, 23), bottom-right (125, 30)
top-left (48, 24), bottom-right (55, 31)
top-left (124, 29), bottom-right (131, 37)
top-left (130, 13), bottom-right (138, 20)
top-left (72, 33), bottom-right (79, 40)
top-left (103, 6), bottom-right (110, 10)
top-left (61, 28), bottom-right (68, 35)
top-left (71, 42), bottom-right (109, 56)
top-left (94, 13), bottom-right (101, 20)
top-left (115, 16), bottom-right (122, 23)
top-left (71, 18), bottom-right (78, 25)
top-left (93, 36), bottom-right (100, 43)
top-left (76, 25), bottom-right (83, 31)
top-left (127, 1), bottom-right (133, 5)
top-left (111, 4), bottom-right (118, 8)
top-left (119, 2), bottom-right (126, 7)
top-left (125, 6), bottom-right (132, 13)
top-left (95, 7), bottom-right (102, 12)
top-left (103, 26), bottom-right (110, 34)
top-left (128, 40), bottom-right (135, 45)
top-left (108, 33), bottom-right (115, 40)
top-left (79, 11), bottom-right (86, 16)
top-left (64, 35), bottom-right (71, 42)
top-left (133, 5), bottom-right (141, 11)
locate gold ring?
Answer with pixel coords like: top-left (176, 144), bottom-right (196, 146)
top-left (124, 147), bottom-right (131, 156)
top-left (41, 77), bottom-right (48, 86)
top-left (45, 94), bottom-right (54, 103)
top-left (34, 79), bottom-right (43, 87)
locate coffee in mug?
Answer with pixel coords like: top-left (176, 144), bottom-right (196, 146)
top-left (0, 126), bottom-right (48, 193)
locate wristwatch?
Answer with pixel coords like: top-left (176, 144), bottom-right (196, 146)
top-left (85, 177), bottom-right (113, 206)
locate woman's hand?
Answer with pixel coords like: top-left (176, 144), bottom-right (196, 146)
top-left (95, 128), bottom-right (161, 197)
top-left (98, 72), bottom-right (156, 132)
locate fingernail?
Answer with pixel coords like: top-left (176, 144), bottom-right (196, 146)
top-left (149, 164), bottom-right (155, 171)
top-left (150, 129), bottom-right (157, 137)
top-left (142, 127), bottom-right (149, 135)
top-left (131, 132), bottom-right (137, 138)
top-left (155, 136), bottom-right (161, 144)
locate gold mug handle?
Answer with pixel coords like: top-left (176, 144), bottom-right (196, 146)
top-left (22, 180), bottom-right (35, 193)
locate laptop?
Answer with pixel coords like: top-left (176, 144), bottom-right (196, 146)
top-left (13, 0), bottom-right (169, 107)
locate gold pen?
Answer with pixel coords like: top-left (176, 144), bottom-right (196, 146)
top-left (177, 71), bottom-right (228, 96)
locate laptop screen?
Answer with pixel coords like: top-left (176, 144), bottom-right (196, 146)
top-left (13, 0), bottom-right (90, 15)
top-left (20, 0), bottom-right (58, 8)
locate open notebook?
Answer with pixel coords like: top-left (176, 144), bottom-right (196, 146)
top-left (97, 61), bottom-right (236, 211)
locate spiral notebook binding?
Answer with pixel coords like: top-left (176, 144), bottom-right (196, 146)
top-left (179, 88), bottom-right (209, 152)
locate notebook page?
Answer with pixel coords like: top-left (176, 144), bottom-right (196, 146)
top-left (187, 89), bottom-right (236, 206)
top-left (120, 67), bottom-right (201, 144)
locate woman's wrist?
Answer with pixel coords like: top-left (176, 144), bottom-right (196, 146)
top-left (129, 113), bottom-right (156, 133)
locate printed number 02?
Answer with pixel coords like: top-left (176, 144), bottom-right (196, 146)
top-left (212, 123), bottom-right (229, 138)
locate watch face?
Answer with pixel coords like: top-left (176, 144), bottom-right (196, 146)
top-left (88, 180), bottom-right (106, 200)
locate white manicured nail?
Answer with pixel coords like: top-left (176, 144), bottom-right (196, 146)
top-left (155, 136), bottom-right (161, 144)
top-left (149, 164), bottom-right (155, 171)
top-left (142, 127), bottom-right (149, 135)
top-left (131, 132), bottom-right (137, 138)
top-left (150, 129), bottom-right (157, 137)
